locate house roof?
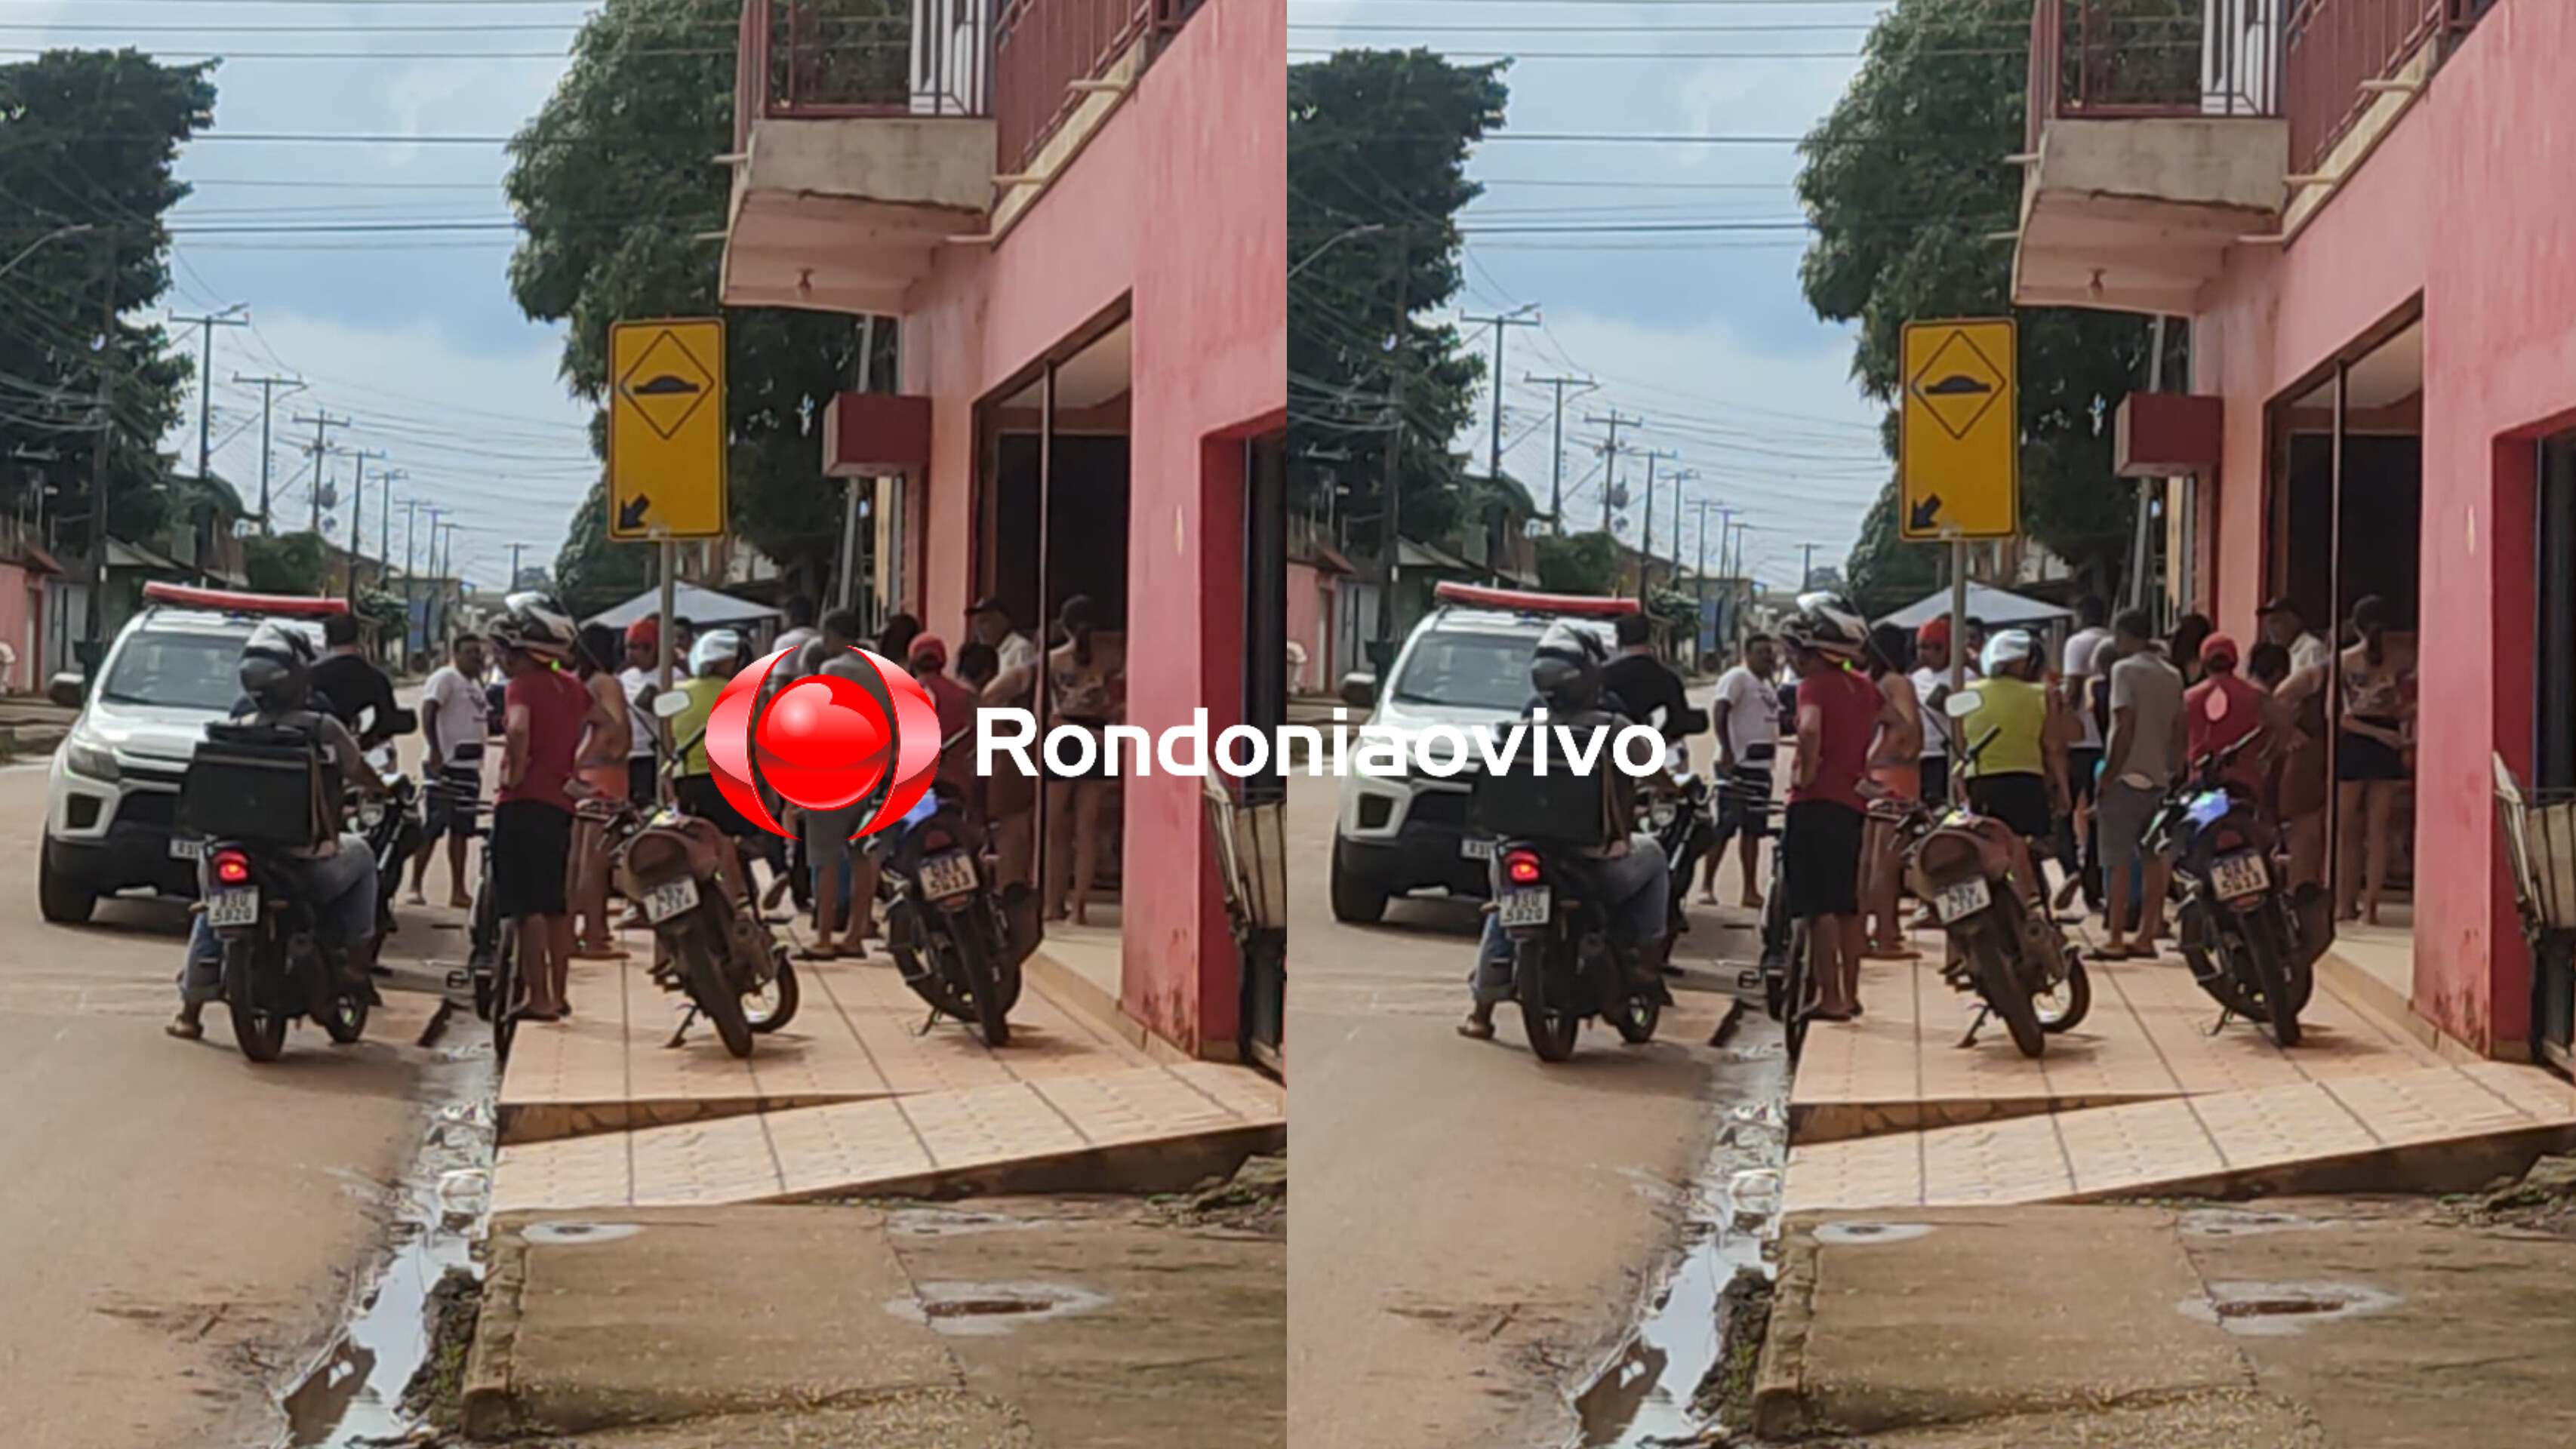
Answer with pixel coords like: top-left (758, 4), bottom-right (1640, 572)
top-left (1397, 537), bottom-right (1478, 574)
top-left (1294, 540), bottom-right (1356, 575)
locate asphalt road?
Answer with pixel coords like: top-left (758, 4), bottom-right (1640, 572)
top-left (0, 755), bottom-right (454, 1448)
top-left (1286, 704), bottom-right (1774, 1448)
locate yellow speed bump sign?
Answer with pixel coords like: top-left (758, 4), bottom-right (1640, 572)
top-left (608, 318), bottom-right (727, 542)
top-left (1899, 318), bottom-right (2017, 542)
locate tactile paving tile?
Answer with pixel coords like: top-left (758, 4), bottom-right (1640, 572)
top-left (1790, 934), bottom-right (2445, 1144)
top-left (497, 943), bottom-right (1152, 1140)
top-left (491, 1062), bottom-right (1284, 1212)
top-left (1784, 1062), bottom-right (2576, 1214)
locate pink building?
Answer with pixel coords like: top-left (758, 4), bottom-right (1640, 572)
top-left (723, 0), bottom-right (1285, 1060)
top-left (2017, 0), bottom-right (2567, 1064)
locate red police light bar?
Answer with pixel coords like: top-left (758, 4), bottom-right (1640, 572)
top-left (141, 582), bottom-right (351, 618)
top-left (1432, 581), bottom-right (1642, 617)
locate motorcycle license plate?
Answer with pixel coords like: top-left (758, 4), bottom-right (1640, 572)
top-left (919, 851), bottom-right (980, 902)
top-left (206, 888), bottom-right (259, 929)
top-left (1932, 878), bottom-right (1992, 923)
top-left (168, 836), bottom-right (204, 862)
top-left (2212, 851), bottom-right (2270, 902)
top-left (1460, 837), bottom-right (1496, 862)
top-left (642, 878), bottom-right (700, 924)
top-left (1497, 888), bottom-right (1551, 928)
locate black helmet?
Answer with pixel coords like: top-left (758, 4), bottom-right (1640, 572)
top-left (1528, 620), bottom-right (1608, 711)
top-left (1780, 591), bottom-right (1867, 663)
top-left (239, 620), bottom-right (318, 712)
top-left (489, 591), bottom-right (575, 663)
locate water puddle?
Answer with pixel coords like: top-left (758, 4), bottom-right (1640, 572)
top-left (889, 1280), bottom-right (1113, 1337)
top-left (2181, 1279), bottom-right (2401, 1337)
top-left (279, 1044), bottom-right (496, 1448)
top-left (1574, 1035), bottom-right (1790, 1447)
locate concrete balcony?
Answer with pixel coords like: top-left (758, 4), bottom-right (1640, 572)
top-left (721, 0), bottom-right (998, 315)
top-left (2011, 1), bottom-right (2289, 315)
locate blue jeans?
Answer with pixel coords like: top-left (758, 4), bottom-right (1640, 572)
top-left (1471, 834), bottom-right (1670, 1005)
top-left (178, 838), bottom-right (379, 1005)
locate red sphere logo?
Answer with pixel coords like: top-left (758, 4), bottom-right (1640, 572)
top-left (703, 645), bottom-right (941, 841)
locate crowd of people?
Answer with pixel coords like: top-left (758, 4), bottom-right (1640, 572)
top-left (1691, 589), bottom-right (2416, 1026)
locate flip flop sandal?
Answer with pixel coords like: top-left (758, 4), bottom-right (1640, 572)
top-left (1456, 1017), bottom-right (1497, 1041)
top-left (165, 1018), bottom-right (205, 1041)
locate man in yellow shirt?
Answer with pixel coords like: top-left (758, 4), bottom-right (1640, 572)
top-left (1953, 629), bottom-right (2070, 906)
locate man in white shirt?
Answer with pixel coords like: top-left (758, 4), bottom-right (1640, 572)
top-left (968, 596), bottom-right (1040, 679)
top-left (771, 594), bottom-right (821, 668)
top-left (1910, 615), bottom-right (1978, 806)
top-left (1706, 634), bottom-right (1782, 908)
top-left (617, 618), bottom-right (664, 803)
top-left (2057, 595), bottom-right (2114, 912)
top-left (409, 633), bottom-right (489, 907)
top-left (2258, 597), bottom-right (2334, 682)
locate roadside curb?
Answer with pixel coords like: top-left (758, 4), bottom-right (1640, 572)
top-left (1747, 1216), bottom-right (1818, 1441)
top-left (456, 1223), bottom-right (530, 1440)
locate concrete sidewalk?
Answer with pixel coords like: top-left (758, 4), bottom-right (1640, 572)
top-left (463, 1188), bottom-right (1283, 1446)
top-left (1756, 1187), bottom-right (2576, 1446)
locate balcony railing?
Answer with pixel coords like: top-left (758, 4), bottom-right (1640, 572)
top-left (737, 0), bottom-right (991, 154)
top-left (992, 0), bottom-right (1155, 175)
top-left (2027, 0), bottom-right (2279, 153)
top-left (2028, 1), bottom-right (2492, 173)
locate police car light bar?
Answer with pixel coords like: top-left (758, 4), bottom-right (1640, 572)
top-left (140, 582), bottom-right (352, 618)
top-left (1431, 581), bottom-right (1642, 618)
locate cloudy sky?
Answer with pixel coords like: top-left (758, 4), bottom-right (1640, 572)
top-left (11, 0), bottom-right (612, 592)
top-left (1292, 0), bottom-right (1896, 589)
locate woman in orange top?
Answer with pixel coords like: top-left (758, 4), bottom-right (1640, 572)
top-left (1863, 623), bottom-right (1924, 958)
top-left (570, 623), bottom-right (634, 959)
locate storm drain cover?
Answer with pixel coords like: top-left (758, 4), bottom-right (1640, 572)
top-left (524, 1222), bottom-right (645, 1246)
top-left (888, 1281), bottom-right (1110, 1337)
top-left (1814, 1221), bottom-right (1936, 1246)
top-left (2179, 1280), bottom-right (2400, 1336)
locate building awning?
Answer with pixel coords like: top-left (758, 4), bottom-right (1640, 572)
top-left (5, 543), bottom-right (63, 575)
top-left (1294, 540), bottom-right (1356, 576)
top-left (1398, 537), bottom-right (1476, 574)
top-left (106, 539), bottom-right (184, 574)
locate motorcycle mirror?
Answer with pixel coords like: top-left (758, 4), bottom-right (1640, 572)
top-left (1942, 691), bottom-right (1980, 721)
top-left (651, 690), bottom-right (692, 720)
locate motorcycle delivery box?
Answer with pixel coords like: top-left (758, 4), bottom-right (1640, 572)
top-left (180, 721), bottom-right (333, 851)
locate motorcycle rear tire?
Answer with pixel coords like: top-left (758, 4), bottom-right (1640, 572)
top-left (684, 938), bottom-right (755, 1059)
top-left (2037, 958), bottom-right (2092, 1035)
top-left (2245, 911), bottom-right (2302, 1048)
top-left (745, 956), bottom-right (800, 1035)
top-left (1974, 938), bottom-right (2046, 1059)
top-left (222, 942), bottom-right (290, 1064)
top-left (1513, 940), bottom-right (1581, 1064)
top-left (955, 918), bottom-right (1011, 1049)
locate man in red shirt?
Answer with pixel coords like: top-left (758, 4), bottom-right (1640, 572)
top-left (494, 602), bottom-right (591, 1022)
top-left (1784, 600), bottom-right (1893, 1021)
top-left (2185, 633), bottom-right (2270, 793)
top-left (908, 635), bottom-right (983, 814)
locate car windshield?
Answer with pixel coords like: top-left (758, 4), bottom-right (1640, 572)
top-left (1388, 632), bottom-right (1534, 713)
top-left (98, 632), bottom-right (245, 712)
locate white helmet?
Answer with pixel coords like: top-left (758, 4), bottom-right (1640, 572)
top-left (490, 591), bottom-right (574, 663)
top-left (1982, 628), bottom-right (2038, 675)
top-left (1780, 591), bottom-right (1866, 663)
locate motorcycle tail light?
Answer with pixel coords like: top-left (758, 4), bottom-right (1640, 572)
top-left (211, 850), bottom-right (252, 886)
top-left (1503, 849), bottom-right (1543, 885)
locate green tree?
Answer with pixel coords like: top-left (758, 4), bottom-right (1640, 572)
top-left (1288, 49), bottom-right (1509, 550)
top-left (1534, 531), bottom-right (1618, 595)
top-left (506, 0), bottom-right (896, 596)
top-left (243, 531), bottom-right (330, 595)
top-left (1799, 0), bottom-right (2150, 596)
top-left (0, 50), bottom-right (216, 551)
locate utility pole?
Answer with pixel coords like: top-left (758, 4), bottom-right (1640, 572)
top-left (339, 448), bottom-right (386, 600)
top-left (291, 409), bottom-right (349, 535)
top-left (85, 228), bottom-right (118, 655)
top-left (1800, 541), bottom-right (1820, 590)
top-left (403, 499), bottom-right (424, 660)
top-left (377, 468), bottom-right (403, 571)
top-left (1463, 304), bottom-right (1539, 484)
top-left (1525, 373), bottom-right (1594, 534)
top-left (1583, 408), bottom-right (1640, 536)
top-left (1377, 230), bottom-right (1411, 648)
top-left (1636, 448), bottom-right (1678, 600)
top-left (174, 305), bottom-right (248, 483)
top-left (508, 542), bottom-right (526, 592)
top-left (234, 374), bottom-right (303, 534)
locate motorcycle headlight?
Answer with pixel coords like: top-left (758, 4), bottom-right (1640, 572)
top-left (64, 737), bottom-right (120, 783)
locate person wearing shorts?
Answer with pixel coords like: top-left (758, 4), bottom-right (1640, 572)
top-left (1783, 610), bottom-right (1888, 1021)
top-left (2094, 610), bottom-right (2185, 958)
top-left (1707, 635), bottom-right (1781, 908)
top-left (495, 623), bottom-right (589, 1022)
top-left (1954, 629), bottom-right (2069, 908)
top-left (411, 633), bottom-right (488, 908)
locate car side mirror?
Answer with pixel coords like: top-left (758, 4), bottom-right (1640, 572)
top-left (1339, 672), bottom-right (1377, 710)
top-left (1943, 691), bottom-right (1980, 721)
top-left (651, 689), bottom-right (693, 720)
top-left (47, 672), bottom-right (85, 709)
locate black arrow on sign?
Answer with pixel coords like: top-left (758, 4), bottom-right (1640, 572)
top-left (617, 494), bottom-right (652, 531)
top-left (1909, 493), bottom-right (1944, 532)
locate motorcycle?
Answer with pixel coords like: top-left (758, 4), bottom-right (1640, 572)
top-left (1485, 836), bottom-right (1667, 1063)
top-left (1640, 706), bottom-right (1713, 941)
top-left (870, 739), bottom-right (1038, 1048)
top-left (184, 721), bottom-right (380, 1063)
top-left (1896, 694), bottom-right (2094, 1059)
top-left (2146, 733), bottom-right (2326, 1047)
top-left (356, 709), bottom-right (423, 943)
